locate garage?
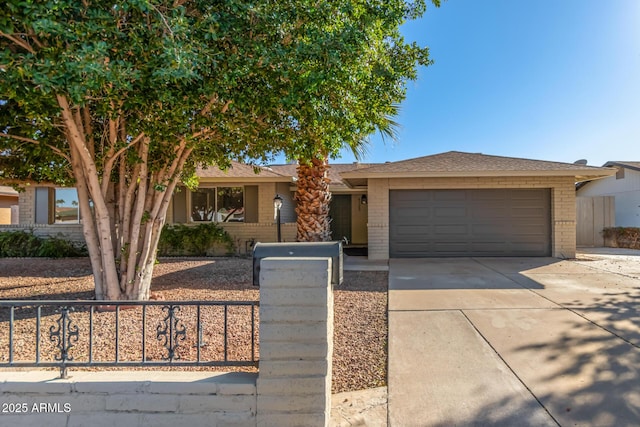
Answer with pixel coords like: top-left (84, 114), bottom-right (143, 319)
top-left (389, 189), bottom-right (551, 257)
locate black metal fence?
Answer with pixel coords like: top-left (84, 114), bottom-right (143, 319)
top-left (0, 300), bottom-right (259, 378)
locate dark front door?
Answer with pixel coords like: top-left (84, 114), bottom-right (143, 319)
top-left (330, 195), bottom-right (352, 243)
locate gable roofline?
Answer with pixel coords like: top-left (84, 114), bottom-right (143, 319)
top-left (603, 161), bottom-right (640, 172)
top-left (195, 161), bottom-right (293, 183)
top-left (341, 151), bottom-right (615, 187)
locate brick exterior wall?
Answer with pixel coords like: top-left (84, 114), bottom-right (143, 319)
top-left (367, 176), bottom-right (577, 260)
top-left (219, 223), bottom-right (297, 255)
top-left (18, 186), bottom-right (36, 224)
top-left (15, 184), bottom-right (297, 253)
top-left (0, 224), bottom-right (86, 243)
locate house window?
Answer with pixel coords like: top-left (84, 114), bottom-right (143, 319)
top-left (616, 167), bottom-right (625, 180)
top-left (54, 188), bottom-right (80, 223)
top-left (189, 187), bottom-right (244, 222)
top-left (191, 188), bottom-right (216, 222)
top-left (216, 187), bottom-right (244, 222)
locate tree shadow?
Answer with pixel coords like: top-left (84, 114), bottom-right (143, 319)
top-left (151, 257), bottom-right (254, 292)
top-left (446, 291), bottom-right (640, 426)
top-left (0, 258), bottom-right (92, 278)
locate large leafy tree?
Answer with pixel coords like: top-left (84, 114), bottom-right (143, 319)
top-left (1, 1), bottom-right (437, 300)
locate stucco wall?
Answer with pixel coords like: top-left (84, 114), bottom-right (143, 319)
top-left (577, 169), bottom-right (640, 227)
top-left (367, 176), bottom-right (577, 260)
top-left (0, 195), bottom-right (18, 225)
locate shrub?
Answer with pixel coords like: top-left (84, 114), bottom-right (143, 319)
top-left (157, 223), bottom-right (235, 256)
top-left (0, 230), bottom-right (41, 257)
top-left (602, 227), bottom-right (640, 249)
top-left (0, 231), bottom-right (87, 257)
top-left (37, 236), bottom-right (87, 258)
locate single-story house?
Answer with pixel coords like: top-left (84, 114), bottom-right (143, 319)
top-left (2, 161), bottom-right (372, 253)
top-left (0, 186), bottom-right (19, 225)
top-left (3, 151), bottom-right (614, 259)
top-left (340, 151), bottom-right (613, 260)
top-left (576, 161), bottom-right (640, 227)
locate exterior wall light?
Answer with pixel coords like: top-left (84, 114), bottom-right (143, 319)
top-left (273, 194), bottom-right (283, 242)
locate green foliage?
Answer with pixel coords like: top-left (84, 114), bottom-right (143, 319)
top-left (0, 231), bottom-right (87, 257)
top-left (36, 235), bottom-right (88, 258)
top-left (157, 223), bottom-right (235, 257)
top-left (0, 0), bottom-right (439, 184)
top-left (0, 230), bottom-right (41, 257)
top-left (0, 0), bottom-right (439, 298)
top-left (602, 227), bottom-right (640, 249)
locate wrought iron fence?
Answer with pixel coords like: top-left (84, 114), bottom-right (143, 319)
top-left (0, 300), bottom-right (259, 378)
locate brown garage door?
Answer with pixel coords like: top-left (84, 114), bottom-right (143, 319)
top-left (389, 189), bottom-right (551, 257)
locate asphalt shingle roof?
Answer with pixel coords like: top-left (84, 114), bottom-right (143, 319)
top-left (343, 151), bottom-right (610, 175)
top-left (196, 161), bottom-right (289, 179)
top-left (270, 163), bottom-right (377, 186)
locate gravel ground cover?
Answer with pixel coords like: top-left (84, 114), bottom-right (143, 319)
top-left (0, 257), bottom-right (387, 393)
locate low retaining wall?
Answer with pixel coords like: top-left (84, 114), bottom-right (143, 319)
top-left (0, 257), bottom-right (335, 427)
top-left (0, 224), bottom-right (85, 243)
top-left (0, 371), bottom-right (257, 427)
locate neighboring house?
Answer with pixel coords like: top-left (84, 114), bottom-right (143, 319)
top-left (4, 151), bottom-right (614, 259)
top-left (577, 161), bottom-right (640, 227)
top-left (0, 186), bottom-right (19, 225)
top-left (340, 151), bottom-right (613, 260)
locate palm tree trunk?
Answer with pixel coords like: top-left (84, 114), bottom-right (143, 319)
top-left (295, 157), bottom-right (332, 242)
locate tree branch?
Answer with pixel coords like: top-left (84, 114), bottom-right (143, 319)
top-left (0, 32), bottom-right (36, 54)
top-left (0, 133), bottom-right (40, 145)
top-left (149, 4), bottom-right (174, 36)
top-left (0, 133), bottom-right (70, 162)
top-left (101, 132), bottom-right (144, 196)
top-left (199, 94), bottom-right (218, 117)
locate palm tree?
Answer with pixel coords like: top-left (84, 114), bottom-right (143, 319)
top-left (294, 110), bottom-right (399, 242)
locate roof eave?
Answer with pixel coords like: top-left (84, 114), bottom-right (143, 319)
top-left (341, 168), bottom-right (616, 187)
top-left (197, 176), bottom-right (294, 183)
top-left (342, 169), bottom-right (616, 179)
top-left (603, 162), bottom-right (640, 173)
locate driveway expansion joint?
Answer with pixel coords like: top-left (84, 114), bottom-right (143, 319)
top-left (459, 309), bottom-right (562, 427)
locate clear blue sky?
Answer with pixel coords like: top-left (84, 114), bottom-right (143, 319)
top-left (332, 0), bottom-right (640, 167)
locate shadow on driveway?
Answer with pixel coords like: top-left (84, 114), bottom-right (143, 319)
top-left (388, 255), bottom-right (640, 427)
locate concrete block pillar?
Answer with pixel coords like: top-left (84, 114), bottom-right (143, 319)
top-left (257, 257), bottom-right (334, 427)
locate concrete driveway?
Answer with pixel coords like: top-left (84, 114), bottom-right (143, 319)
top-left (388, 250), bottom-right (640, 427)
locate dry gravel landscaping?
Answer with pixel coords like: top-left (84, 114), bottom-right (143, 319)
top-left (0, 257), bottom-right (387, 393)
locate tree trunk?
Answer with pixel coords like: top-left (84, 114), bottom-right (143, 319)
top-left (55, 94), bottom-right (192, 301)
top-left (295, 157), bottom-right (332, 242)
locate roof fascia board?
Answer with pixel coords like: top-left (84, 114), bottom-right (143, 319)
top-left (197, 177), bottom-right (293, 183)
top-left (341, 169), bottom-right (616, 179)
top-left (604, 162), bottom-right (640, 173)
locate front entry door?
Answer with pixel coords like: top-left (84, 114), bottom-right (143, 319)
top-left (330, 195), bottom-right (352, 243)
